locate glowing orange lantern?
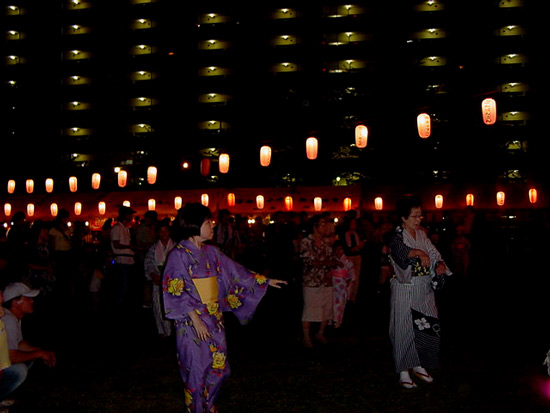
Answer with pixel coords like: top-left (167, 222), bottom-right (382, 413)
top-left (123, 200), bottom-right (131, 207)
top-left (227, 193), bottom-right (235, 207)
top-left (314, 197), bottom-right (322, 211)
top-left (343, 197), bottom-right (352, 211)
top-left (91, 173), bottom-right (101, 190)
top-left (26, 179), bottom-right (34, 194)
top-left (256, 195), bottom-right (265, 209)
top-left (74, 202), bottom-right (82, 216)
top-left (355, 125), bottom-right (368, 148)
top-left (200, 158), bottom-right (211, 177)
top-left (260, 146), bottom-right (272, 167)
top-left (528, 188), bottom-right (537, 204)
top-left (174, 196), bottom-right (183, 210)
top-left (435, 194), bottom-right (443, 209)
top-left (45, 178), bottom-right (54, 193)
top-left (147, 166), bottom-right (157, 184)
top-left (201, 193), bottom-right (209, 207)
top-left (306, 137), bottom-right (318, 160)
top-left (482, 98), bottom-right (497, 125)
top-left (4, 203), bottom-right (11, 216)
top-left (98, 201), bottom-right (106, 215)
top-left (69, 176), bottom-right (78, 192)
top-left (374, 197), bottom-right (383, 210)
top-left (7, 180), bottom-right (15, 194)
top-left (118, 170), bottom-right (127, 188)
top-left (50, 203), bottom-right (58, 217)
top-left (219, 154), bottom-right (230, 173)
top-left (148, 199), bottom-right (156, 211)
top-left (496, 191), bottom-right (505, 206)
top-left (285, 196), bottom-right (293, 211)
top-left (466, 193), bottom-right (475, 207)
top-left (27, 203), bottom-right (34, 217)
top-left (417, 113), bottom-right (431, 138)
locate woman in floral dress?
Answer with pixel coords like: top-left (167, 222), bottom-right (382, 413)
top-left (163, 203), bottom-right (286, 413)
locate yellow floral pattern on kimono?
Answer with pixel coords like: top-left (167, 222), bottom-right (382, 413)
top-left (207, 302), bottom-right (220, 317)
top-left (227, 293), bottom-right (242, 309)
top-left (184, 388), bottom-right (193, 407)
top-left (254, 274), bottom-right (267, 285)
top-left (167, 278), bottom-right (184, 296)
top-left (212, 351), bottom-right (226, 370)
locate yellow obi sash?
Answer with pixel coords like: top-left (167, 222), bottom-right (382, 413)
top-left (192, 276), bottom-right (219, 304)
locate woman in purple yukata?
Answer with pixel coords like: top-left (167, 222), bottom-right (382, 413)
top-left (162, 203), bottom-right (286, 413)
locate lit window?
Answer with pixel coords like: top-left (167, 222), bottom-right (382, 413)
top-left (418, 56), bottom-right (447, 66)
top-left (497, 25), bottom-right (525, 36)
top-left (271, 35), bottom-right (299, 46)
top-left (270, 62), bottom-right (300, 73)
top-left (198, 13), bottom-right (230, 24)
top-left (414, 0), bottom-right (445, 12)
top-left (498, 53), bottom-right (527, 65)
top-left (6, 30), bottom-right (24, 40)
top-left (271, 8), bottom-right (298, 19)
top-left (198, 39), bottom-right (231, 50)
top-left (198, 66), bottom-right (231, 76)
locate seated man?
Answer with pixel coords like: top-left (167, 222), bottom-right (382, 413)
top-left (0, 282), bottom-right (56, 407)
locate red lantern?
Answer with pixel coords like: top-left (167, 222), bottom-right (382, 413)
top-left (174, 196), bottom-right (183, 210)
top-left (227, 193), bottom-right (235, 207)
top-left (98, 201), bottom-right (106, 215)
top-left (147, 166), bottom-right (157, 184)
top-left (27, 203), bottom-right (35, 217)
top-left (256, 195), bottom-right (265, 209)
top-left (4, 203), bottom-right (12, 216)
top-left (7, 180), bottom-right (15, 194)
top-left (201, 193), bottom-right (209, 207)
top-left (528, 188), bottom-right (537, 204)
top-left (343, 197), bottom-right (352, 211)
top-left (374, 197), bottom-right (383, 210)
top-left (91, 173), bottom-right (101, 190)
top-left (26, 179), bottom-right (34, 194)
top-left (314, 197), bottom-right (322, 211)
top-left (200, 158), bottom-right (211, 176)
top-left (306, 137), bottom-right (318, 160)
top-left (417, 113), bottom-right (431, 138)
top-left (118, 170), bottom-right (127, 188)
top-left (482, 98), bottom-right (497, 125)
top-left (260, 146), bottom-right (272, 167)
top-left (148, 199), bottom-right (156, 211)
top-left (466, 193), bottom-right (475, 207)
top-left (285, 196), bottom-right (293, 211)
top-left (69, 176), bottom-right (78, 192)
top-left (355, 125), bottom-right (368, 148)
top-left (219, 154), bottom-right (230, 173)
top-left (74, 202), bottom-right (82, 216)
top-left (496, 191), bottom-right (505, 206)
top-left (435, 194), bottom-right (443, 209)
top-left (45, 178), bottom-right (54, 193)
top-left (50, 203), bottom-right (58, 217)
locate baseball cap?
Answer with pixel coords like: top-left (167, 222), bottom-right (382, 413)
top-left (2, 282), bottom-right (40, 302)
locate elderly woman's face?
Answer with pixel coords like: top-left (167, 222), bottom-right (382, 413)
top-left (200, 218), bottom-right (214, 241)
top-left (402, 206), bottom-right (423, 231)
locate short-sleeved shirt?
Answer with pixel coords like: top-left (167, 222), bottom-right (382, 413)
top-left (48, 226), bottom-right (72, 252)
top-left (110, 222), bottom-right (135, 265)
top-left (0, 318), bottom-right (11, 370)
top-left (0, 309), bottom-right (23, 351)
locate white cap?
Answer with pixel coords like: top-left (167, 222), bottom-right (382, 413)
top-left (3, 282), bottom-right (40, 302)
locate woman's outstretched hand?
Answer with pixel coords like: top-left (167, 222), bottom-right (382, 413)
top-left (268, 279), bottom-right (288, 288)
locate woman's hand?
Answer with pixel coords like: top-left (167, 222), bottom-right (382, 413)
top-left (268, 279), bottom-right (288, 288)
top-left (435, 261), bottom-right (447, 275)
top-left (189, 311), bottom-right (211, 341)
top-left (412, 249), bottom-right (430, 267)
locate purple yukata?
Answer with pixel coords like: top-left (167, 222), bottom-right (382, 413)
top-left (163, 239), bottom-right (269, 413)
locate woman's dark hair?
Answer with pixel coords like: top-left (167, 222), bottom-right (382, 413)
top-left (395, 196), bottom-right (422, 221)
top-left (173, 202), bottom-right (212, 241)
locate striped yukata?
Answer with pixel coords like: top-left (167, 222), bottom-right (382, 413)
top-left (388, 226), bottom-right (451, 373)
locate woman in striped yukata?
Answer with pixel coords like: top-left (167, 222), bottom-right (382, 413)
top-left (388, 196), bottom-right (451, 389)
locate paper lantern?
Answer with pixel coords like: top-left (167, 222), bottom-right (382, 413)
top-left (374, 197), bottom-right (383, 210)
top-left (98, 201), bottom-right (106, 215)
top-left (417, 113), bottom-right (431, 138)
top-left (147, 166), bottom-right (157, 184)
top-left (355, 125), bottom-right (368, 148)
top-left (466, 193), bottom-right (475, 207)
top-left (306, 137), bottom-right (318, 160)
top-left (314, 197), bottom-right (322, 211)
top-left (284, 196), bottom-right (293, 211)
top-left (7, 180), bottom-right (15, 194)
top-left (219, 154), bottom-right (230, 173)
top-left (26, 179), bottom-right (34, 194)
top-left (528, 188), bottom-right (537, 204)
top-left (68, 176), bottom-right (78, 192)
top-left (118, 170), bottom-right (127, 187)
top-left (74, 202), bottom-right (82, 216)
top-left (343, 197), bottom-right (352, 211)
top-left (50, 203), bottom-right (58, 217)
top-left (435, 194), bottom-right (443, 209)
top-left (200, 158), bottom-right (211, 177)
top-left (201, 193), bottom-right (209, 206)
top-left (4, 203), bottom-right (11, 216)
top-left (27, 203), bottom-right (35, 217)
top-left (174, 196), bottom-right (183, 210)
top-left (227, 193), bottom-right (236, 207)
top-left (45, 178), bottom-right (54, 193)
top-left (256, 195), bottom-right (265, 209)
top-left (260, 146), bottom-right (272, 167)
top-left (91, 173), bottom-right (101, 190)
top-left (148, 199), bottom-right (156, 211)
top-left (496, 191), bottom-right (505, 206)
top-left (482, 98), bottom-right (497, 125)
top-left (123, 200), bottom-right (131, 207)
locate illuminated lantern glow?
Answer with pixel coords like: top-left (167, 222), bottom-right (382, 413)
top-left (174, 196), bottom-right (183, 210)
top-left (201, 193), bottom-right (209, 207)
top-left (482, 98), bottom-right (497, 125)
top-left (4, 203), bottom-right (11, 217)
top-left (200, 158), bottom-right (211, 177)
top-left (91, 173), bottom-right (101, 190)
top-left (7, 180), bottom-right (15, 194)
top-left (118, 170), bottom-right (127, 188)
top-left (343, 197), bottom-right (352, 211)
top-left (284, 196), bottom-right (293, 211)
top-left (256, 195), bottom-right (265, 209)
top-left (69, 176), bottom-right (78, 192)
top-left (374, 197), bottom-right (383, 210)
top-left (260, 146), bottom-right (272, 167)
top-left (466, 193), bottom-right (475, 207)
top-left (227, 193), bottom-right (235, 207)
top-left (528, 188), bottom-right (537, 204)
top-left (496, 191), bottom-right (505, 206)
top-left (219, 154), bottom-right (230, 173)
top-left (27, 203), bottom-right (35, 217)
top-left (306, 137), bottom-right (318, 160)
top-left (123, 200), bottom-right (131, 207)
top-left (45, 178), bottom-right (54, 193)
top-left (435, 194), bottom-right (443, 209)
top-left (148, 199), bottom-right (156, 211)
top-left (74, 202), bottom-right (82, 216)
top-left (355, 125), bottom-right (368, 148)
top-left (147, 166), bottom-right (157, 184)
top-left (417, 113), bottom-right (431, 138)
top-left (314, 197), bottom-right (322, 211)
top-left (26, 179), bottom-right (34, 194)
top-left (98, 201), bottom-right (106, 215)
top-left (50, 203), bottom-right (58, 217)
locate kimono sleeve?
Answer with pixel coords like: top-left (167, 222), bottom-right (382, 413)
top-left (143, 243), bottom-right (156, 280)
top-left (162, 247), bottom-right (202, 320)
top-left (388, 229), bottom-right (412, 270)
